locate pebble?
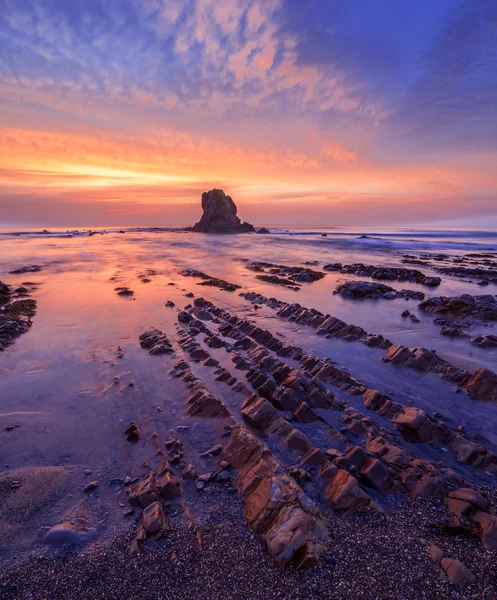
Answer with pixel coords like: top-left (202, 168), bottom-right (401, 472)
top-left (83, 480), bottom-right (100, 493)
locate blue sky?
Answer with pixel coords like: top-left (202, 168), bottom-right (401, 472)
top-left (0, 0), bottom-right (496, 226)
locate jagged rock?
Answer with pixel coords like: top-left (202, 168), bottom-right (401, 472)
top-left (335, 281), bottom-right (424, 301)
top-left (446, 489), bottom-right (489, 516)
top-left (201, 444), bottom-right (224, 457)
top-left (157, 464), bottom-right (182, 499)
top-left (129, 473), bottom-right (159, 508)
top-left (359, 458), bottom-right (390, 491)
top-left (241, 396), bottom-right (278, 430)
top-left (246, 261), bottom-right (325, 288)
top-left (291, 402), bottom-right (318, 423)
top-left (0, 281), bottom-right (10, 303)
top-left (139, 329), bottom-right (174, 355)
top-left (343, 446), bottom-right (367, 467)
top-left (0, 298), bottom-right (37, 351)
top-left (186, 385), bottom-right (230, 417)
top-left (322, 262), bottom-right (440, 286)
top-left (386, 345), bottom-right (442, 372)
top-left (141, 501), bottom-right (171, 537)
top-left (419, 294), bottom-right (497, 321)
top-left (325, 469), bottom-right (370, 512)
top-left (219, 427), bottom-right (325, 568)
top-left (464, 368), bottom-right (497, 402)
top-left (392, 407), bottom-right (441, 443)
top-left (190, 189), bottom-right (255, 233)
top-left (124, 421), bottom-right (141, 442)
top-left (178, 311), bottom-right (193, 323)
top-left (450, 436), bottom-right (485, 464)
top-left (470, 334), bottom-right (497, 348)
top-left (182, 464), bottom-right (198, 480)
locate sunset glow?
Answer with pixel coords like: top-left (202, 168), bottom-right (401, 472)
top-left (1, 0), bottom-right (496, 226)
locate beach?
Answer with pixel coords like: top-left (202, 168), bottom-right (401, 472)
top-left (0, 226), bottom-right (496, 599)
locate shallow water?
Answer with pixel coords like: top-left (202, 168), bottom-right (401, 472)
top-left (1, 225), bottom-right (497, 562)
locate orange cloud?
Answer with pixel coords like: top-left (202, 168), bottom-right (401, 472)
top-left (1, 121), bottom-right (496, 228)
top-left (320, 142), bottom-right (358, 164)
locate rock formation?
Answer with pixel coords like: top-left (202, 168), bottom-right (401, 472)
top-left (190, 189), bottom-right (255, 233)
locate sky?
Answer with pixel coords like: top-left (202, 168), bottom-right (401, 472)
top-left (0, 0), bottom-right (496, 227)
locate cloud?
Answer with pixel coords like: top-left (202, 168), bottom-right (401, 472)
top-left (386, 0), bottom-right (497, 156)
top-left (0, 0), bottom-right (496, 226)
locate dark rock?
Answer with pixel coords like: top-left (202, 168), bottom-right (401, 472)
top-left (115, 287), bottom-right (134, 297)
top-left (139, 329), bottom-right (174, 355)
top-left (141, 501), bottom-right (171, 537)
top-left (419, 294), bottom-right (497, 321)
top-left (190, 189), bottom-right (255, 233)
top-left (335, 281), bottom-right (423, 301)
top-left (180, 268), bottom-right (241, 292)
top-left (0, 298), bottom-right (37, 351)
top-left (9, 265), bottom-right (42, 274)
top-left (0, 281), bottom-right (10, 303)
top-left (124, 421), bottom-right (141, 442)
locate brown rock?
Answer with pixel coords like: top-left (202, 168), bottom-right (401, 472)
top-left (124, 421), bottom-right (141, 442)
top-left (429, 543), bottom-right (444, 562)
top-left (450, 437), bottom-right (485, 465)
top-left (130, 473), bottom-right (158, 508)
top-left (392, 407), bottom-right (438, 443)
top-left (464, 367), bottom-right (497, 401)
top-left (447, 488), bottom-right (489, 512)
top-left (293, 541), bottom-right (326, 570)
top-left (142, 501), bottom-right (171, 538)
top-left (291, 402), bottom-right (318, 423)
top-left (326, 469), bottom-right (370, 512)
top-left (241, 396), bottom-right (278, 431)
top-left (344, 446), bottom-right (367, 467)
top-left (157, 470), bottom-right (181, 499)
top-left (441, 557), bottom-right (476, 585)
top-left (446, 498), bottom-right (472, 518)
top-left (471, 511), bottom-right (497, 550)
top-left (359, 458), bottom-right (390, 491)
top-left (182, 463), bottom-right (198, 480)
top-left (265, 506), bottom-right (319, 569)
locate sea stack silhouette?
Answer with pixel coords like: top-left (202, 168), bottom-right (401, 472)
top-left (190, 189), bottom-right (255, 233)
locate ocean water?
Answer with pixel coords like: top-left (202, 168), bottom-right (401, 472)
top-left (1, 224), bottom-right (497, 561)
top-left (1, 225), bottom-right (496, 370)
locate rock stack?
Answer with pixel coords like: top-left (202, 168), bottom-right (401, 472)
top-left (190, 189), bottom-right (255, 233)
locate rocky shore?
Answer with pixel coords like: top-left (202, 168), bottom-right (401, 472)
top-left (323, 263), bottom-right (441, 287)
top-left (1, 229), bottom-right (496, 600)
top-left (0, 280), bottom-right (37, 351)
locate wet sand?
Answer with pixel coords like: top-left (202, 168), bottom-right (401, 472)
top-left (0, 227), bottom-right (496, 599)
